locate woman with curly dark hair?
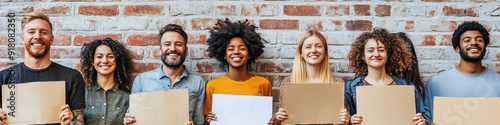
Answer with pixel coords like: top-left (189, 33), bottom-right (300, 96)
top-left (203, 19), bottom-right (272, 124)
top-left (344, 28), bottom-right (426, 125)
top-left (80, 38), bottom-right (134, 125)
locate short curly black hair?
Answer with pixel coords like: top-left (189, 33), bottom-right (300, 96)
top-left (80, 38), bottom-right (134, 93)
top-left (452, 22), bottom-right (489, 49)
top-left (206, 18), bottom-right (265, 67)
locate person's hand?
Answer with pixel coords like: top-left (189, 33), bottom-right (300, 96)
top-left (350, 114), bottom-right (363, 124)
top-left (339, 108), bottom-right (350, 124)
top-left (184, 121), bottom-right (194, 125)
top-left (275, 107), bottom-right (288, 123)
top-left (123, 113), bottom-right (136, 125)
top-left (59, 105), bottom-right (73, 125)
top-left (412, 113), bottom-right (426, 125)
top-left (206, 112), bottom-right (217, 123)
top-left (267, 117), bottom-right (277, 125)
top-left (0, 108), bottom-right (7, 124)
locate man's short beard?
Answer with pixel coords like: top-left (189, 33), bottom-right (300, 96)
top-left (161, 51), bottom-right (187, 69)
top-left (458, 47), bottom-right (486, 63)
top-left (25, 40), bottom-right (50, 58)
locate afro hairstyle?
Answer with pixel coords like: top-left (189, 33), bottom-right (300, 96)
top-left (206, 18), bottom-right (266, 67)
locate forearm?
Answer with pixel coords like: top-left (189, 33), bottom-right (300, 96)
top-left (71, 108), bottom-right (84, 125)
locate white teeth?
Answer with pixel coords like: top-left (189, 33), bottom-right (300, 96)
top-left (168, 54), bottom-right (178, 56)
top-left (33, 44), bottom-right (43, 47)
top-left (232, 57), bottom-right (241, 59)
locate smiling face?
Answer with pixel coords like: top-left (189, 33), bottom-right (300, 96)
top-left (92, 45), bottom-right (117, 76)
top-left (21, 19), bottom-right (54, 58)
top-left (160, 31), bottom-right (187, 69)
top-left (456, 30), bottom-right (486, 63)
top-left (363, 38), bottom-right (388, 69)
top-left (226, 37), bottom-right (249, 68)
top-left (301, 35), bottom-right (326, 66)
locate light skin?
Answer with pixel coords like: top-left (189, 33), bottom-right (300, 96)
top-left (350, 39), bottom-right (425, 125)
top-left (275, 36), bottom-right (350, 124)
top-left (123, 31), bottom-right (193, 125)
top-left (93, 45), bottom-right (116, 90)
top-left (455, 30), bottom-right (486, 74)
top-left (0, 18), bottom-right (84, 125)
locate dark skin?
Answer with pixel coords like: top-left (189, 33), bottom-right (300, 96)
top-left (454, 30), bottom-right (486, 74)
top-left (205, 37), bottom-right (274, 125)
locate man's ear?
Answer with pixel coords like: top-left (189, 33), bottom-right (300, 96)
top-left (455, 46), bottom-right (460, 53)
top-left (49, 35), bottom-right (54, 45)
top-left (21, 35), bottom-right (25, 44)
top-left (185, 46), bottom-right (189, 55)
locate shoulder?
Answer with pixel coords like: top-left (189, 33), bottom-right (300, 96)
top-left (186, 71), bottom-right (205, 82)
top-left (135, 68), bottom-right (160, 78)
top-left (426, 68), bottom-right (454, 86)
top-left (253, 75), bottom-right (271, 84)
top-left (485, 69), bottom-right (500, 77)
top-left (0, 63), bottom-right (22, 83)
top-left (51, 62), bottom-right (81, 75)
top-left (207, 75), bottom-right (225, 86)
top-left (391, 76), bottom-right (411, 85)
top-left (345, 76), bottom-right (363, 86)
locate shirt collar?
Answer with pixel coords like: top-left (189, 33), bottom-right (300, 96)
top-left (93, 81), bottom-right (118, 92)
top-left (156, 65), bottom-right (190, 80)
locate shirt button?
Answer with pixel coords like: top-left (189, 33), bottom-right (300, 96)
top-left (101, 117), bottom-right (104, 119)
top-left (117, 107), bottom-right (120, 110)
top-left (92, 106), bottom-right (95, 109)
top-left (103, 103), bottom-right (106, 106)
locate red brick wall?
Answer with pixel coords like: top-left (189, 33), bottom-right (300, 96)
top-left (1, 1), bottom-right (500, 114)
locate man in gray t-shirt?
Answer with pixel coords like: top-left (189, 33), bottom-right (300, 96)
top-left (424, 22), bottom-right (500, 125)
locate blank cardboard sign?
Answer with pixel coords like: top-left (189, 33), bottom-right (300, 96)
top-left (434, 97), bottom-right (500, 125)
top-left (129, 89), bottom-right (189, 125)
top-left (356, 85), bottom-right (415, 125)
top-left (2, 81), bottom-right (65, 125)
top-left (282, 83), bottom-right (344, 124)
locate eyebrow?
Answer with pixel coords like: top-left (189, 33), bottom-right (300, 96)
top-left (462, 35), bottom-right (483, 41)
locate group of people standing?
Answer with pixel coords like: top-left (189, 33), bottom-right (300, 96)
top-left (0, 12), bottom-right (498, 125)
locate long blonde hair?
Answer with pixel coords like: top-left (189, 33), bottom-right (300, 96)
top-left (290, 30), bottom-right (333, 83)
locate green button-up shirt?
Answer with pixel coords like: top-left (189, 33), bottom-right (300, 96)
top-left (84, 82), bottom-right (129, 125)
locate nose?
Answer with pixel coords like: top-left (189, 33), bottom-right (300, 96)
top-left (101, 56), bottom-right (109, 63)
top-left (33, 32), bottom-right (42, 41)
top-left (168, 44), bottom-right (177, 51)
top-left (470, 39), bottom-right (478, 45)
top-left (373, 49), bottom-right (380, 56)
top-left (234, 48), bottom-right (241, 54)
top-left (311, 46), bottom-right (319, 53)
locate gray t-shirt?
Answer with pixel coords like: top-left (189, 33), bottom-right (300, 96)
top-left (423, 67), bottom-right (500, 124)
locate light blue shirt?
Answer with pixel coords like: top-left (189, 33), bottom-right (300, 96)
top-left (424, 68), bottom-right (500, 124)
top-left (131, 66), bottom-right (206, 125)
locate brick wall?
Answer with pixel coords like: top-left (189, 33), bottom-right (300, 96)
top-left (1, 0), bottom-right (500, 114)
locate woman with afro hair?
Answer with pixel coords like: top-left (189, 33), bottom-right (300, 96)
top-left (80, 38), bottom-right (134, 124)
top-left (203, 19), bottom-right (272, 124)
top-left (344, 28), bottom-right (426, 125)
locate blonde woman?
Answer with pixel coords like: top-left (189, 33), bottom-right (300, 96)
top-left (275, 30), bottom-right (348, 125)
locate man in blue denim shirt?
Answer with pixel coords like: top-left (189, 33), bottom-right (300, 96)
top-left (123, 24), bottom-right (206, 125)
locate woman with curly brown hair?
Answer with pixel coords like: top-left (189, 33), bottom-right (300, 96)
top-left (344, 28), bottom-right (426, 125)
top-left (204, 18), bottom-right (272, 124)
top-left (80, 38), bottom-right (134, 125)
